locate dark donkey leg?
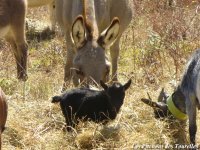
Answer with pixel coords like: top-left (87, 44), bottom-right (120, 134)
top-left (188, 112), bottom-right (197, 145)
top-left (10, 2), bottom-right (28, 81)
top-left (110, 37), bottom-right (120, 81)
top-left (187, 96), bottom-right (197, 145)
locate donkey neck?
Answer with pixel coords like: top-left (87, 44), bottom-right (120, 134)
top-left (83, 0), bottom-right (99, 40)
top-left (171, 86), bottom-right (186, 114)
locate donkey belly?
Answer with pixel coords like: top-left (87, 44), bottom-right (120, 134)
top-left (0, 26), bottom-right (10, 38)
top-left (27, 0), bottom-right (53, 7)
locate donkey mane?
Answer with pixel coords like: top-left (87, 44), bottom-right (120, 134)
top-left (82, 0), bottom-right (99, 40)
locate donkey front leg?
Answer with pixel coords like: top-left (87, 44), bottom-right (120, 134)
top-left (187, 99), bottom-right (197, 145)
top-left (63, 30), bottom-right (75, 89)
top-left (188, 113), bottom-right (197, 145)
top-left (110, 37), bottom-right (120, 81)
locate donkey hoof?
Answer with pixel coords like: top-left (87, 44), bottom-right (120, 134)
top-left (18, 74), bottom-right (28, 81)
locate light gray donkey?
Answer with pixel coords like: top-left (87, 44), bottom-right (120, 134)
top-left (55, 0), bottom-right (133, 86)
top-left (141, 49), bottom-right (200, 146)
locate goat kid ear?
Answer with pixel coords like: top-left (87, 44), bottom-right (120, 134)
top-left (158, 88), bottom-right (165, 102)
top-left (71, 15), bottom-right (86, 48)
top-left (100, 80), bottom-right (108, 90)
top-left (97, 17), bottom-right (120, 49)
top-left (158, 88), bottom-right (168, 102)
top-left (123, 79), bottom-right (132, 91)
top-left (141, 98), bottom-right (161, 109)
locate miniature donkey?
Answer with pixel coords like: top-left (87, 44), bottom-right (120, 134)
top-left (0, 0), bottom-right (28, 81)
top-left (52, 79), bottom-right (131, 131)
top-left (56, 0), bottom-right (133, 86)
top-left (0, 88), bottom-right (8, 150)
top-left (141, 49), bottom-right (200, 145)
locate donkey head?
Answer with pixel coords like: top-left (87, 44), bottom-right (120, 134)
top-left (141, 88), bottom-right (170, 119)
top-left (71, 15), bottom-right (120, 86)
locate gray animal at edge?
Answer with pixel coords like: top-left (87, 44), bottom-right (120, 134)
top-left (141, 49), bottom-right (200, 145)
top-left (55, 0), bottom-right (133, 86)
top-left (52, 79), bottom-right (131, 131)
top-left (0, 88), bottom-right (8, 150)
top-left (0, 0), bottom-right (28, 81)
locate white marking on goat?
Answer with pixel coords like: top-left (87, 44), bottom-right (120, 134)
top-left (0, 26), bottom-right (10, 38)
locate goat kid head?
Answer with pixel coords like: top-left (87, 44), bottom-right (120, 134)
top-left (100, 79), bottom-right (132, 100)
top-left (141, 88), bottom-right (187, 120)
top-left (141, 88), bottom-right (171, 119)
top-left (71, 15), bottom-right (120, 85)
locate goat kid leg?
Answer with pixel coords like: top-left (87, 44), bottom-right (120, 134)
top-left (110, 37), bottom-right (120, 81)
top-left (65, 113), bottom-right (76, 132)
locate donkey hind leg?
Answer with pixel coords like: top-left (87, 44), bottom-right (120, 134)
top-left (110, 37), bottom-right (121, 81)
top-left (6, 37), bottom-right (27, 81)
top-left (16, 42), bottom-right (28, 81)
top-left (10, 11), bottom-right (28, 81)
top-left (12, 30), bottom-right (28, 81)
top-left (186, 95), bottom-right (197, 145)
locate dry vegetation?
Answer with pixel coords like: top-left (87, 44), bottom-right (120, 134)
top-left (1, 0), bottom-right (200, 149)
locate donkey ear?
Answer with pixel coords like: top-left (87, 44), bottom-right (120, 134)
top-left (123, 79), bottom-right (132, 91)
top-left (71, 15), bottom-right (86, 48)
top-left (98, 17), bottom-right (120, 48)
top-left (100, 80), bottom-right (108, 90)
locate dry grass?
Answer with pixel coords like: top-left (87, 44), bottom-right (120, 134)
top-left (1, 2), bottom-right (200, 149)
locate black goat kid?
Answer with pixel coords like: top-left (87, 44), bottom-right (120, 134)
top-left (52, 79), bottom-right (131, 131)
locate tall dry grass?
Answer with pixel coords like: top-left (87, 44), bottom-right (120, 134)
top-left (0, 1), bottom-right (200, 149)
